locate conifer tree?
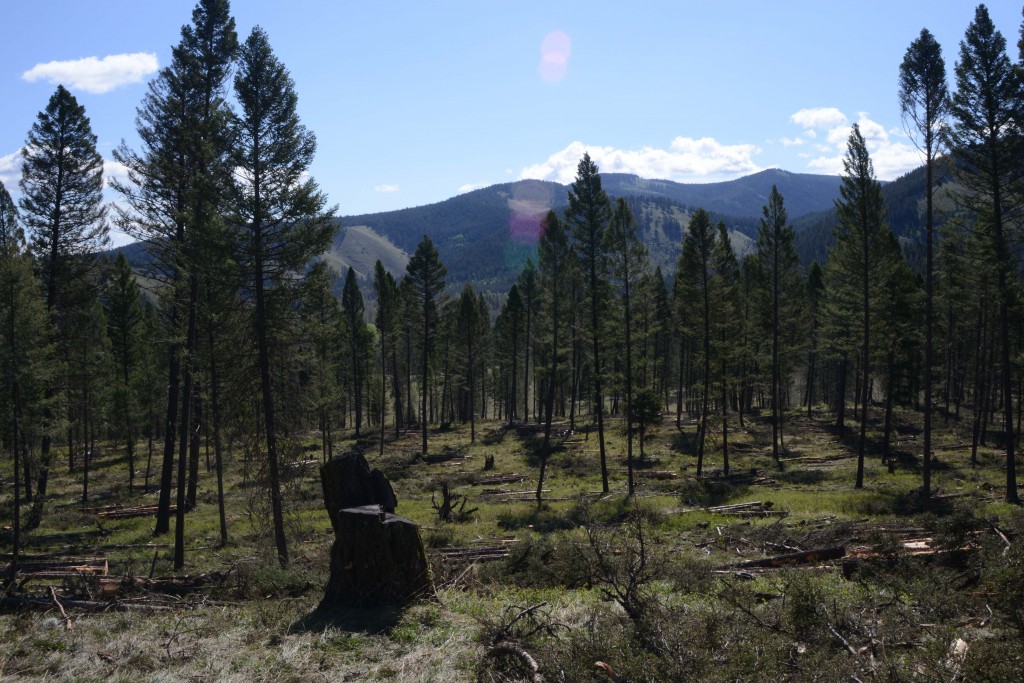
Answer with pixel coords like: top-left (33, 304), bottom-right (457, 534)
top-left (19, 84), bottom-right (107, 506)
top-left (713, 222), bottom-right (741, 475)
top-left (231, 25), bottom-right (335, 567)
top-left (830, 124), bottom-right (890, 489)
top-left (756, 186), bottom-right (803, 461)
top-left (605, 198), bottom-right (649, 494)
top-left (679, 209), bottom-right (717, 476)
top-left (341, 267), bottom-right (367, 436)
top-left (565, 153), bottom-right (613, 491)
top-left (405, 235), bottom-right (447, 455)
top-left (113, 0), bottom-right (238, 541)
top-left (374, 260), bottom-right (400, 452)
top-left (456, 284), bottom-right (481, 443)
top-left (105, 253), bottom-right (144, 490)
top-left (0, 184), bottom-right (57, 570)
top-left (948, 4), bottom-right (1022, 502)
top-left (900, 26), bottom-right (948, 508)
top-left (536, 211), bottom-right (571, 506)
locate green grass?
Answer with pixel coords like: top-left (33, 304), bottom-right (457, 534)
top-left (2, 403), bottom-right (1023, 680)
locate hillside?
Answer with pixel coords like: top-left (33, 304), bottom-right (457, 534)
top-left (114, 168), bottom-right (858, 299)
top-left (336, 169), bottom-right (842, 295)
top-left (793, 162), bottom-right (956, 267)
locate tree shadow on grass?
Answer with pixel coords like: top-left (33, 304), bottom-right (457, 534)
top-left (289, 602), bottom-right (404, 635)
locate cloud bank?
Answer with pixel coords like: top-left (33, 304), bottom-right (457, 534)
top-left (520, 137), bottom-right (762, 184)
top-left (789, 107), bottom-right (920, 179)
top-left (22, 52), bottom-right (158, 94)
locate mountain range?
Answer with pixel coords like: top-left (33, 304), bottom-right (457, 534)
top-left (120, 165), bottom-right (940, 304)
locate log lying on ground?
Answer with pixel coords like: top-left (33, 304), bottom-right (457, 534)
top-left (96, 504), bottom-right (176, 519)
top-left (475, 473), bottom-right (527, 486)
top-left (2, 555), bottom-right (108, 578)
top-left (731, 545), bottom-right (847, 569)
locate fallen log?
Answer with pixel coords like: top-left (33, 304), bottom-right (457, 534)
top-left (96, 504), bottom-right (176, 520)
top-left (475, 473), bottom-right (528, 486)
top-left (732, 545), bottom-right (846, 569)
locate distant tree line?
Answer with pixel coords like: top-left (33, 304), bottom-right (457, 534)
top-left (3, 2), bottom-right (1024, 572)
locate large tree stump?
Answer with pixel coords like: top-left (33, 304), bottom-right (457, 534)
top-left (320, 454), bottom-right (432, 607)
top-left (322, 505), bottom-right (433, 607)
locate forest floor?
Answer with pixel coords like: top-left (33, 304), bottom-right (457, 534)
top-left (2, 404), bottom-right (1024, 681)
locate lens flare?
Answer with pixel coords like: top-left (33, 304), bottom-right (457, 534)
top-left (539, 30), bottom-right (571, 82)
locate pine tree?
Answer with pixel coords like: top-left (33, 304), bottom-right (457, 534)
top-left (756, 186), bottom-right (803, 461)
top-left (341, 267), bottom-right (367, 436)
top-left (456, 284), bottom-right (481, 443)
top-left (830, 124), bottom-right (890, 489)
top-left (536, 210), bottom-right (572, 506)
top-left (105, 253), bottom-right (144, 491)
top-left (405, 235), bottom-right (447, 455)
top-left (713, 222), bottom-right (741, 476)
top-left (19, 84), bottom-right (107, 509)
top-left (113, 0), bottom-right (238, 541)
top-left (604, 198), bottom-right (649, 494)
top-left (679, 209), bottom-right (717, 476)
top-left (565, 153), bottom-right (613, 492)
top-left (948, 4), bottom-right (1023, 502)
top-left (0, 184), bottom-right (58, 571)
top-left (374, 260), bottom-right (400, 452)
top-left (900, 26), bottom-right (948, 509)
top-left (231, 25), bottom-right (335, 567)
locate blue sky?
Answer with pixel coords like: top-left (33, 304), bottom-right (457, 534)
top-left (0, 1), bottom-right (1020, 245)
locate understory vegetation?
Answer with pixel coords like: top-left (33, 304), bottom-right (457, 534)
top-left (2, 405), bottom-right (1024, 681)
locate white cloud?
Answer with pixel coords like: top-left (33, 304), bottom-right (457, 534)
top-left (779, 137), bottom-right (805, 147)
top-left (457, 182), bottom-right (490, 194)
top-left (103, 159), bottom-right (130, 188)
top-left (22, 52), bottom-right (158, 94)
top-left (790, 107), bottom-right (848, 130)
top-left (520, 137), bottom-right (761, 184)
top-left (0, 149), bottom-right (23, 187)
top-left (793, 109), bottom-right (923, 180)
top-left (374, 184), bottom-right (399, 193)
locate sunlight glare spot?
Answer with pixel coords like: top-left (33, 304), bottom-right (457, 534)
top-left (539, 30), bottom-right (572, 83)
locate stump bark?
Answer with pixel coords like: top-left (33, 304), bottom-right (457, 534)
top-left (320, 454), bottom-right (432, 607)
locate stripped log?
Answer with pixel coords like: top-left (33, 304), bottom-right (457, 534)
top-left (96, 504), bottom-right (176, 520)
top-left (732, 545), bottom-right (846, 569)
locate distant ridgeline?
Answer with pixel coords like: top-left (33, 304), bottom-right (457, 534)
top-left (111, 165), bottom-right (949, 309)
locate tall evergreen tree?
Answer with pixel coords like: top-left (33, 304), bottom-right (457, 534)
top-left (0, 184), bottom-right (57, 572)
top-left (113, 0), bottom-right (238, 542)
top-left (604, 198), bottom-right (649, 495)
top-left (341, 267), bottom-right (367, 436)
top-left (900, 26), bottom-right (948, 509)
top-left (19, 84), bottom-right (107, 508)
top-left (679, 209), bottom-right (717, 476)
top-left (713, 222), bottom-right (742, 476)
top-left (565, 153), bottom-right (613, 492)
top-left (405, 235), bottom-right (447, 455)
top-left (948, 4), bottom-right (1023, 502)
top-left (231, 25), bottom-right (335, 567)
top-left (373, 260), bottom-right (400, 453)
top-left (105, 253), bottom-right (144, 491)
top-left (536, 211), bottom-right (571, 506)
top-left (756, 186), bottom-right (803, 461)
top-left (456, 284), bottom-right (481, 443)
top-left (831, 124), bottom-right (890, 489)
